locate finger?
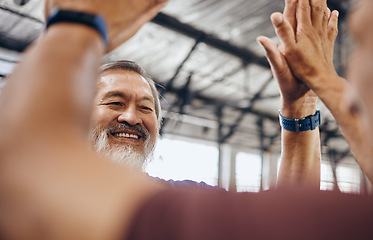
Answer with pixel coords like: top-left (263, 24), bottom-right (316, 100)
top-left (297, 0), bottom-right (312, 27)
top-left (328, 10), bottom-right (339, 41)
top-left (257, 36), bottom-right (291, 84)
top-left (257, 36), bottom-right (283, 68)
top-left (271, 13), bottom-right (296, 47)
top-left (284, 0), bottom-right (297, 31)
top-left (310, 0), bottom-right (328, 27)
top-left (322, 8), bottom-right (332, 31)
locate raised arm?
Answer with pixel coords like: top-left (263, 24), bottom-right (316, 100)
top-left (0, 0), bottom-right (167, 239)
top-left (262, 0), bottom-right (373, 184)
top-left (258, 0), bottom-right (321, 189)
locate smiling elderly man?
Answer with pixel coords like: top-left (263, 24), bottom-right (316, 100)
top-left (89, 61), bottom-right (161, 170)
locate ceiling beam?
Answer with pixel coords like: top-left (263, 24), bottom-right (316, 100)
top-left (159, 84), bottom-right (278, 122)
top-left (0, 5), bottom-right (42, 52)
top-left (0, 36), bottom-right (30, 53)
top-left (1, 3), bottom-right (349, 67)
top-left (152, 13), bottom-right (270, 68)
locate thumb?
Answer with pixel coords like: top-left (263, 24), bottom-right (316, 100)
top-left (257, 36), bottom-right (287, 75)
top-left (271, 12), bottom-right (296, 48)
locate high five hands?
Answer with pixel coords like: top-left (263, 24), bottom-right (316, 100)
top-left (257, 0), bottom-right (339, 114)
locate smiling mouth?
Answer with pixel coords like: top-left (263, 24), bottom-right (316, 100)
top-left (111, 132), bottom-right (141, 140)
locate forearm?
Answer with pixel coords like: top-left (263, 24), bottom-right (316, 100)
top-left (1, 24), bottom-right (104, 138)
top-left (0, 24), bottom-right (106, 238)
top-left (313, 75), bottom-right (373, 184)
top-left (0, 24), bottom-right (162, 239)
top-left (0, 2), bottom-right (169, 239)
top-left (277, 98), bottom-right (321, 189)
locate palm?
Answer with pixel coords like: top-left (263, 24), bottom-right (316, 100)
top-left (276, 43), bottom-right (317, 102)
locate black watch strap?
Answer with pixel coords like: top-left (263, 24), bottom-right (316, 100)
top-left (46, 8), bottom-right (108, 46)
top-left (279, 110), bottom-right (321, 132)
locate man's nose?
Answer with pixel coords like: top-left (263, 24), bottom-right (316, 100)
top-left (117, 106), bottom-right (142, 125)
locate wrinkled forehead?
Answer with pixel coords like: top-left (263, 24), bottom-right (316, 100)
top-left (99, 69), bottom-right (146, 85)
top-left (97, 69), bottom-right (153, 96)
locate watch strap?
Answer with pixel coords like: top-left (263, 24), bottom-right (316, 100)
top-left (46, 8), bottom-right (108, 47)
top-left (279, 110), bottom-right (321, 132)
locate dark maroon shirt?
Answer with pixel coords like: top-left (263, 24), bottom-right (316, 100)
top-left (127, 187), bottom-right (373, 240)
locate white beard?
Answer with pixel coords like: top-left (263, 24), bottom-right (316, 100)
top-left (89, 127), bottom-right (154, 171)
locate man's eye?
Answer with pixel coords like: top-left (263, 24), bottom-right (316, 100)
top-left (140, 106), bottom-right (153, 112)
top-left (102, 102), bottom-right (124, 109)
top-left (107, 102), bottom-right (123, 106)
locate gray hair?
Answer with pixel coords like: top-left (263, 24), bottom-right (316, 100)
top-left (99, 60), bottom-right (162, 129)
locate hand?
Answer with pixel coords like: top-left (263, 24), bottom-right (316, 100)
top-left (269, 0), bottom-right (339, 90)
top-left (258, 0), bottom-right (317, 117)
top-left (44, 0), bottom-right (169, 52)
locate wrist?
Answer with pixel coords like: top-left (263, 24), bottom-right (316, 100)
top-left (314, 76), bottom-right (347, 103)
top-left (46, 8), bottom-right (108, 48)
top-left (279, 110), bottom-right (321, 132)
top-left (307, 71), bottom-right (341, 95)
top-left (46, 23), bottom-right (105, 54)
top-left (281, 97), bottom-right (317, 119)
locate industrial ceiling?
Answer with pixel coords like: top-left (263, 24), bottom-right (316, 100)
top-left (0, 0), bottom-right (357, 166)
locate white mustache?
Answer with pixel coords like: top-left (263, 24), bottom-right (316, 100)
top-left (107, 123), bottom-right (149, 140)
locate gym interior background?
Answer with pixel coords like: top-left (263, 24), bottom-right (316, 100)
top-left (0, 0), bottom-right (365, 193)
